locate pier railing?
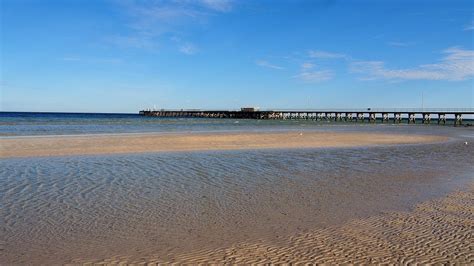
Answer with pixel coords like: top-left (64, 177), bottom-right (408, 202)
top-left (261, 108), bottom-right (474, 113)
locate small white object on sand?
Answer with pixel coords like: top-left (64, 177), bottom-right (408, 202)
top-left (464, 141), bottom-right (468, 145)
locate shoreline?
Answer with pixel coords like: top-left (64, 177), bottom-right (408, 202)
top-left (1, 122), bottom-right (473, 139)
top-left (0, 131), bottom-right (448, 158)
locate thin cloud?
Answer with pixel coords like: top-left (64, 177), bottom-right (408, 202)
top-left (106, 35), bottom-right (156, 49)
top-left (256, 60), bottom-right (284, 70)
top-left (111, 0), bottom-right (233, 50)
top-left (295, 62), bottom-right (333, 82)
top-left (199, 0), bottom-right (233, 12)
top-left (60, 57), bottom-right (122, 64)
top-left (170, 0), bottom-right (233, 13)
top-left (464, 21), bottom-right (474, 31)
top-left (387, 41), bottom-right (413, 47)
top-left (294, 70), bottom-right (334, 82)
top-left (179, 43), bottom-right (198, 55)
top-left (350, 47), bottom-right (474, 81)
top-left (301, 62), bottom-right (315, 69)
top-left (308, 50), bottom-right (346, 59)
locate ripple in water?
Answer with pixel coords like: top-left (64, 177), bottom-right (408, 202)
top-left (1, 137), bottom-right (473, 263)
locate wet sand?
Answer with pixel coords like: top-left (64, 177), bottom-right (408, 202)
top-left (75, 183), bottom-right (474, 264)
top-left (0, 131), bottom-right (447, 158)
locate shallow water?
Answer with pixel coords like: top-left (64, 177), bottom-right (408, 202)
top-left (1, 119), bottom-right (473, 263)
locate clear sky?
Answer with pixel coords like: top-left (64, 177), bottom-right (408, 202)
top-left (1, 0), bottom-right (473, 113)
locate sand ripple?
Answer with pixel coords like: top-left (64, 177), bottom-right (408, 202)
top-left (81, 185), bottom-right (474, 264)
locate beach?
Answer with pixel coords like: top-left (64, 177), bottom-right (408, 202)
top-left (0, 131), bottom-right (447, 158)
top-left (2, 124), bottom-right (473, 264)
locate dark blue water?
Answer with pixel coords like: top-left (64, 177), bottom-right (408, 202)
top-left (0, 112), bottom-right (154, 136)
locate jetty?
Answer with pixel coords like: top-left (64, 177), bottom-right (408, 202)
top-left (139, 108), bottom-right (474, 126)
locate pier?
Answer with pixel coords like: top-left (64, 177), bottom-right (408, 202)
top-left (139, 108), bottom-right (474, 126)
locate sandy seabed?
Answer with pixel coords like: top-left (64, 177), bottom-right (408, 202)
top-left (2, 131), bottom-right (472, 264)
top-left (0, 131), bottom-right (446, 158)
top-left (74, 184), bottom-right (474, 264)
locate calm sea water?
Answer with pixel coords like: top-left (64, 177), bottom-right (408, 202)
top-left (0, 111), bottom-right (339, 136)
top-left (1, 112), bottom-right (473, 263)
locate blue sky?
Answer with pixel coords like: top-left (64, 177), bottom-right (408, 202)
top-left (1, 0), bottom-right (473, 113)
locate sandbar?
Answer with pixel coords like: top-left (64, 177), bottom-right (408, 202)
top-left (0, 131), bottom-right (447, 158)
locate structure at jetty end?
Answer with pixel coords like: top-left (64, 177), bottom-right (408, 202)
top-left (139, 108), bottom-right (474, 126)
